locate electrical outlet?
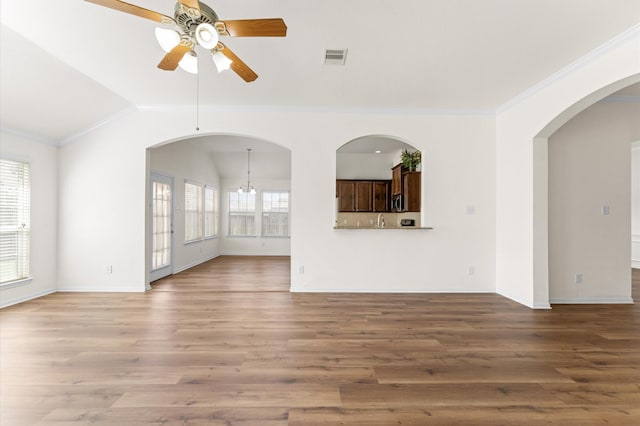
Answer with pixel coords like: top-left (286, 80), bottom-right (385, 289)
top-left (468, 266), bottom-right (475, 276)
top-left (299, 265), bottom-right (304, 274)
top-left (575, 273), bottom-right (583, 284)
top-left (107, 265), bottom-right (113, 274)
top-left (602, 205), bottom-right (610, 215)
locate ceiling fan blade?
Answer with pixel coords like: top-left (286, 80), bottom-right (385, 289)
top-left (216, 19), bottom-right (287, 37)
top-left (177, 0), bottom-right (201, 11)
top-left (158, 43), bottom-right (192, 71)
top-left (217, 43), bottom-right (258, 82)
top-left (85, 0), bottom-right (176, 25)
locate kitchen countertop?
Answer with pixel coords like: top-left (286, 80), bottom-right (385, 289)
top-left (334, 226), bottom-right (433, 230)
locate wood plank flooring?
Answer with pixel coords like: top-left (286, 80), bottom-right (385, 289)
top-left (1, 256), bottom-right (639, 425)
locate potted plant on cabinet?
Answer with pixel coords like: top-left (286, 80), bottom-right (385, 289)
top-left (401, 149), bottom-right (421, 171)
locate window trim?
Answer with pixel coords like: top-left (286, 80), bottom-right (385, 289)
top-left (0, 277), bottom-right (32, 290)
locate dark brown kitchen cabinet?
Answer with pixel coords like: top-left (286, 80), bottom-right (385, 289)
top-left (337, 180), bottom-right (356, 212)
top-left (391, 164), bottom-right (403, 196)
top-left (373, 181), bottom-right (390, 212)
top-left (355, 181), bottom-right (373, 211)
top-left (390, 163), bottom-right (421, 212)
top-left (402, 171), bottom-right (421, 212)
top-left (336, 179), bottom-right (391, 212)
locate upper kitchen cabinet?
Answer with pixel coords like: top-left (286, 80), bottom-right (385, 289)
top-left (373, 181), bottom-right (390, 212)
top-left (402, 171), bottom-right (421, 212)
top-left (391, 163), bottom-right (403, 196)
top-left (390, 163), bottom-right (421, 212)
top-left (337, 180), bottom-right (356, 211)
top-left (337, 179), bottom-right (390, 212)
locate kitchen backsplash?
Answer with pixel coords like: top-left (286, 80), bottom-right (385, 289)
top-left (336, 212), bottom-right (421, 228)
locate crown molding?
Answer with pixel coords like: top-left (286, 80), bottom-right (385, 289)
top-left (59, 105), bottom-right (138, 146)
top-left (0, 126), bottom-right (58, 146)
top-left (497, 23), bottom-right (640, 114)
top-left (137, 104), bottom-right (495, 116)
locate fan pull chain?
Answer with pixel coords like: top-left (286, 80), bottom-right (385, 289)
top-left (195, 60), bottom-right (200, 131)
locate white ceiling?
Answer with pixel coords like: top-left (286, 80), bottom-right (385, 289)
top-left (1, 0), bottom-right (639, 143)
top-left (179, 135), bottom-right (290, 179)
top-left (0, 25), bottom-right (132, 141)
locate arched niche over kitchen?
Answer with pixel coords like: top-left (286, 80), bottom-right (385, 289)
top-left (335, 135), bottom-right (423, 229)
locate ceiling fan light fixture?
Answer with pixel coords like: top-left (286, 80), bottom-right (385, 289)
top-left (155, 27), bottom-right (181, 53)
top-left (195, 23), bottom-right (219, 49)
top-left (178, 51), bottom-right (198, 74)
top-left (212, 51), bottom-right (233, 72)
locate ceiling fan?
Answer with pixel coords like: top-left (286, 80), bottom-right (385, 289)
top-left (85, 0), bottom-right (287, 82)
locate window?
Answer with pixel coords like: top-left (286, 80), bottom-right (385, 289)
top-left (204, 186), bottom-right (218, 238)
top-left (262, 191), bottom-right (289, 237)
top-left (184, 182), bottom-right (202, 242)
top-left (0, 158), bottom-right (30, 284)
top-left (228, 190), bottom-right (256, 236)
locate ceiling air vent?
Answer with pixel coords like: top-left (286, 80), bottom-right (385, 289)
top-left (324, 48), bottom-right (348, 65)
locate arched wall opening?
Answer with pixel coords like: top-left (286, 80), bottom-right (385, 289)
top-left (144, 132), bottom-right (292, 289)
top-left (335, 135), bottom-right (424, 228)
top-left (533, 77), bottom-right (640, 305)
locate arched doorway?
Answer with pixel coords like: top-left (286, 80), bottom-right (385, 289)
top-left (145, 133), bottom-right (292, 289)
top-left (533, 79), bottom-right (640, 305)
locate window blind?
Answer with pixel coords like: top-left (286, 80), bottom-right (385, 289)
top-left (184, 182), bottom-right (202, 242)
top-left (262, 191), bottom-right (289, 237)
top-left (204, 186), bottom-right (218, 238)
top-left (0, 158), bottom-right (30, 284)
top-left (228, 190), bottom-right (256, 236)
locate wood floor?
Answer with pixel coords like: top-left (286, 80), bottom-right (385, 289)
top-left (1, 257), bottom-right (639, 425)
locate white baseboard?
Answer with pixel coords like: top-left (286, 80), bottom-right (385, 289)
top-left (532, 303), bottom-right (552, 309)
top-left (290, 284), bottom-right (494, 294)
top-left (550, 297), bottom-right (635, 304)
top-left (220, 250), bottom-right (291, 257)
top-left (56, 286), bottom-right (143, 293)
top-left (0, 289), bottom-right (56, 309)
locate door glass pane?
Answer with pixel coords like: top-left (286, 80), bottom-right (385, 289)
top-left (152, 181), bottom-right (171, 270)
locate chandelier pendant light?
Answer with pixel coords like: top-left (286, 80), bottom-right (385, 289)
top-left (238, 148), bottom-right (256, 194)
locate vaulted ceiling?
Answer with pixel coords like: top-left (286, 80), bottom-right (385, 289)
top-left (1, 0), bottom-right (639, 144)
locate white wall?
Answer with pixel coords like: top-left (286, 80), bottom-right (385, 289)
top-left (496, 29), bottom-right (640, 308)
top-left (58, 113), bottom-right (147, 292)
top-left (149, 140), bottom-right (221, 274)
top-left (548, 102), bottom-right (640, 303)
top-left (336, 152), bottom-right (399, 180)
top-left (219, 178), bottom-right (291, 256)
top-left (55, 108), bottom-right (496, 296)
top-left (633, 142), bottom-right (640, 269)
top-left (0, 130), bottom-right (57, 307)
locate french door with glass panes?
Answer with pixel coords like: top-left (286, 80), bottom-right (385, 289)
top-left (150, 173), bottom-right (173, 282)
